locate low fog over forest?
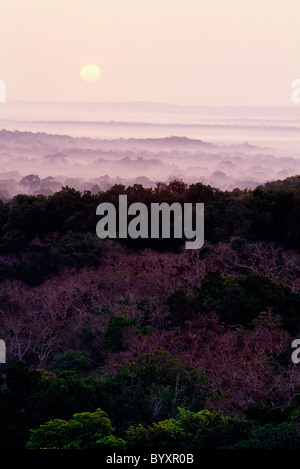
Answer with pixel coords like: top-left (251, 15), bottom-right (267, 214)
top-left (0, 102), bottom-right (299, 199)
top-left (0, 130), bottom-right (300, 200)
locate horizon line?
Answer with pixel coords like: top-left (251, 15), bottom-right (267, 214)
top-left (3, 100), bottom-right (299, 109)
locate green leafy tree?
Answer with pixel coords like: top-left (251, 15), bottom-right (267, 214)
top-left (167, 288), bottom-right (197, 326)
top-left (51, 350), bottom-right (93, 376)
top-left (99, 350), bottom-right (214, 431)
top-left (196, 270), bottom-right (300, 329)
top-left (230, 236), bottom-right (247, 252)
top-left (230, 422), bottom-right (300, 449)
top-left (0, 363), bottom-right (101, 449)
top-left (103, 315), bottom-right (137, 352)
top-left (33, 370), bottom-right (99, 423)
top-left (126, 408), bottom-right (254, 450)
top-left (26, 408), bottom-right (125, 449)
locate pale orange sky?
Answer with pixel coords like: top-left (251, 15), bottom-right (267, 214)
top-left (0, 0), bottom-right (299, 106)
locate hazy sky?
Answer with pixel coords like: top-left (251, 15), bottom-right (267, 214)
top-left (1, 0), bottom-right (300, 106)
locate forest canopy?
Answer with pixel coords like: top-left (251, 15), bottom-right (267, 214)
top-left (0, 175), bottom-right (299, 450)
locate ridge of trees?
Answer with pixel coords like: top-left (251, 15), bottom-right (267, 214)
top-left (0, 176), bottom-right (299, 285)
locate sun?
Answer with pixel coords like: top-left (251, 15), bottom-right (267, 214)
top-left (80, 64), bottom-right (101, 83)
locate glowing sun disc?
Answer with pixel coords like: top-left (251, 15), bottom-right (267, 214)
top-left (80, 64), bottom-right (101, 82)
